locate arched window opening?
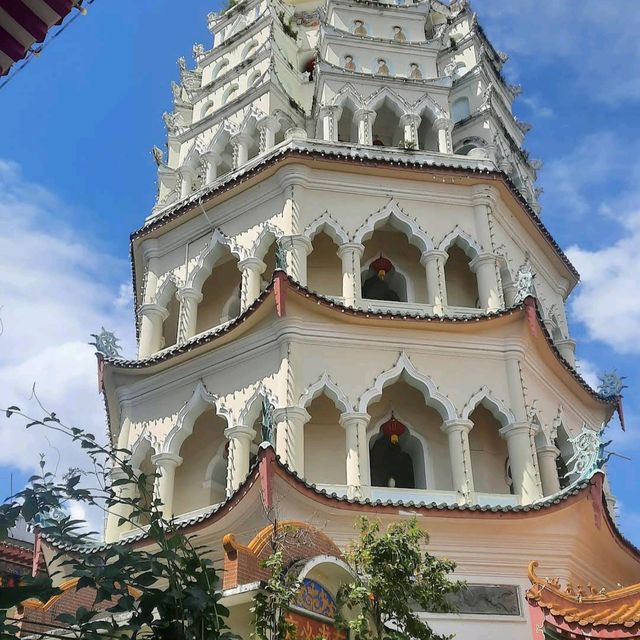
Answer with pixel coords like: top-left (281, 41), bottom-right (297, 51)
top-left (196, 254), bottom-right (242, 333)
top-left (337, 102), bottom-right (357, 143)
top-left (247, 71), bottom-right (262, 89)
top-left (451, 97), bottom-right (470, 123)
top-left (307, 232), bottom-right (342, 297)
top-left (162, 295), bottom-right (180, 349)
top-left (216, 144), bottom-right (234, 177)
top-left (370, 417), bottom-right (418, 489)
top-left (174, 408), bottom-right (228, 515)
top-left (242, 120), bottom-right (261, 162)
top-left (416, 111), bottom-right (438, 152)
top-left (360, 228), bottom-right (426, 303)
top-left (366, 380), bottom-right (451, 491)
top-left (444, 244), bottom-right (479, 308)
top-left (555, 425), bottom-right (574, 490)
top-left (241, 40), bottom-right (259, 60)
top-left (304, 395), bottom-right (346, 486)
top-left (211, 58), bottom-right (229, 82)
top-left (468, 405), bottom-right (511, 495)
top-left (130, 445), bottom-right (155, 529)
top-left (221, 84), bottom-right (239, 105)
top-left (200, 101), bottom-right (215, 120)
top-left (260, 240), bottom-right (278, 289)
top-left (371, 98), bottom-right (403, 147)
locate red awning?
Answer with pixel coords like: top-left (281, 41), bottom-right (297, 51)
top-left (0, 0), bottom-right (77, 76)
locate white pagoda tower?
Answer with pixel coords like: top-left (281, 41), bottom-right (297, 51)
top-left (87, 0), bottom-right (639, 637)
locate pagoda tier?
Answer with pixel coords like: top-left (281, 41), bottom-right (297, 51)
top-left (151, 0), bottom-right (541, 217)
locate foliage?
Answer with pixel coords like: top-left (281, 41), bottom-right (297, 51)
top-left (250, 520), bottom-right (307, 640)
top-left (0, 405), bottom-right (234, 640)
top-left (335, 517), bottom-right (463, 640)
top-left (277, 11), bottom-right (298, 40)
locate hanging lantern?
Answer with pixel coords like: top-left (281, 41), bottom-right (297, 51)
top-left (381, 414), bottom-right (406, 444)
top-left (371, 255), bottom-right (394, 280)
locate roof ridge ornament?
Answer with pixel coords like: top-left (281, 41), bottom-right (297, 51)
top-left (90, 327), bottom-right (122, 358)
top-left (513, 261), bottom-right (536, 304)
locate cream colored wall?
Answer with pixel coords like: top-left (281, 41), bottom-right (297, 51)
top-left (307, 232), bottom-right (342, 296)
top-left (174, 410), bottom-right (227, 515)
top-left (445, 245), bottom-right (479, 308)
top-left (304, 395), bottom-right (347, 485)
top-left (196, 257), bottom-right (242, 333)
top-left (468, 405), bottom-right (511, 495)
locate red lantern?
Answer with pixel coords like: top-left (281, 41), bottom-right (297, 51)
top-left (381, 414), bottom-right (406, 445)
top-left (371, 255), bottom-right (394, 279)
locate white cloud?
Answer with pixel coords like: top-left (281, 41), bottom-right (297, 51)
top-left (566, 210), bottom-right (640, 354)
top-left (478, 0), bottom-right (640, 104)
top-left (0, 160), bottom-right (135, 476)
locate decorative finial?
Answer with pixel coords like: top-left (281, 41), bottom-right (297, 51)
top-left (260, 395), bottom-right (275, 444)
top-left (598, 371), bottom-right (626, 397)
top-left (275, 240), bottom-right (288, 271)
top-left (513, 262), bottom-right (536, 304)
top-left (152, 145), bottom-right (164, 167)
top-left (90, 327), bottom-right (122, 358)
top-left (564, 425), bottom-right (603, 481)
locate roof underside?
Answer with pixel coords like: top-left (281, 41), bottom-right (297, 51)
top-left (0, 0), bottom-right (82, 77)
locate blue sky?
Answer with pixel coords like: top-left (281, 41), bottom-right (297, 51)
top-left (0, 1), bottom-right (638, 544)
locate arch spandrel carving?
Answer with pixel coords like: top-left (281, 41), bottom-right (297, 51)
top-left (357, 352), bottom-right (456, 421)
top-left (353, 199), bottom-right (434, 253)
top-left (298, 372), bottom-right (354, 414)
top-left (163, 381), bottom-right (232, 455)
top-left (186, 228), bottom-right (243, 292)
top-left (461, 386), bottom-right (515, 428)
top-left (305, 212), bottom-right (349, 246)
top-left (437, 225), bottom-right (483, 258)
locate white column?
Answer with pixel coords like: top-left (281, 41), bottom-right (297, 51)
top-left (179, 166), bottom-right (195, 199)
top-left (319, 106), bottom-right (341, 142)
top-left (337, 242), bottom-right (364, 306)
top-left (151, 453), bottom-right (183, 518)
top-left (434, 117), bottom-right (453, 154)
top-left (441, 419), bottom-right (475, 502)
top-left (556, 339), bottom-right (576, 367)
top-left (470, 253), bottom-right (501, 311)
top-left (224, 425), bottom-right (255, 492)
top-left (238, 257), bottom-right (266, 311)
top-left (504, 357), bottom-right (543, 502)
top-left (273, 407), bottom-right (310, 477)
top-left (421, 250), bottom-right (448, 314)
top-left (177, 287), bottom-right (203, 343)
top-left (202, 151), bottom-right (219, 184)
top-left (354, 109), bottom-right (376, 145)
top-left (281, 235), bottom-right (312, 286)
top-left (339, 412), bottom-right (370, 499)
top-left (138, 303), bottom-right (168, 358)
top-left (104, 466), bottom-right (139, 542)
top-left (257, 116), bottom-right (281, 151)
top-left (141, 240), bottom-right (161, 303)
top-left (537, 445), bottom-right (561, 496)
top-left (400, 113), bottom-right (421, 149)
top-left (499, 422), bottom-right (542, 502)
top-left (232, 133), bottom-right (252, 167)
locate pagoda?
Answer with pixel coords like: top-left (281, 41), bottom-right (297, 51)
top-left (40, 0), bottom-right (640, 638)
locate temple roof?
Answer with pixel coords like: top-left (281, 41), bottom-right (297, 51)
top-left (527, 560), bottom-right (640, 633)
top-left (42, 447), bottom-right (639, 565)
top-left (130, 139), bottom-right (579, 283)
top-left (99, 272), bottom-right (616, 410)
top-left (0, 0), bottom-right (83, 77)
